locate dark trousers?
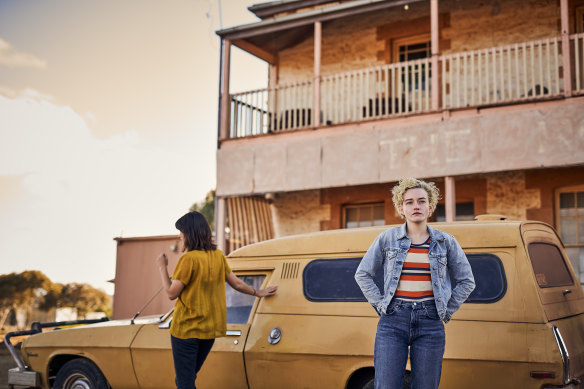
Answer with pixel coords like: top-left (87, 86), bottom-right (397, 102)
top-left (170, 335), bottom-right (215, 389)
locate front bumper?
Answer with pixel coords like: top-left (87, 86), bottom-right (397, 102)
top-left (8, 367), bottom-right (40, 388)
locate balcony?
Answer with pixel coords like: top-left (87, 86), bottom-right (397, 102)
top-left (227, 33), bottom-right (584, 139)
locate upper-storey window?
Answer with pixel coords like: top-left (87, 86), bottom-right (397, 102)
top-left (395, 36), bottom-right (431, 62)
top-left (343, 203), bottom-right (385, 228)
top-left (393, 34), bottom-right (431, 92)
top-left (556, 186), bottom-right (584, 284)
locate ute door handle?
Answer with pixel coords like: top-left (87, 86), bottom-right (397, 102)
top-left (226, 330), bottom-right (242, 336)
top-left (562, 289), bottom-right (572, 296)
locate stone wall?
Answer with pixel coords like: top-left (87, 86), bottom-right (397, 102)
top-left (266, 167), bottom-right (584, 235)
top-left (485, 171), bottom-right (541, 220)
top-left (442, 0), bottom-right (559, 52)
top-left (277, 2), bottom-right (428, 82)
top-left (274, 0), bottom-right (560, 83)
top-left (271, 190), bottom-right (331, 237)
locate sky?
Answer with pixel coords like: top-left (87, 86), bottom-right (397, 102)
top-left (0, 0), bottom-right (267, 294)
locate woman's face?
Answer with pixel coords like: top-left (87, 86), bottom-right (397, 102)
top-left (401, 188), bottom-right (432, 223)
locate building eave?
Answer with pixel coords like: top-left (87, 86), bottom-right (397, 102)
top-left (216, 0), bottom-right (424, 41)
top-left (248, 0), bottom-right (338, 20)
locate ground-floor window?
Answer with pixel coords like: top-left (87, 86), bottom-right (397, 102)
top-left (434, 202), bottom-right (475, 222)
top-left (556, 185), bottom-right (584, 284)
top-left (343, 202), bottom-right (385, 228)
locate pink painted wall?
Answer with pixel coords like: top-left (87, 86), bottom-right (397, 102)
top-left (112, 235), bottom-right (181, 320)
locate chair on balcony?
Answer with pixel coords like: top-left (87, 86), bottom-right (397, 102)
top-left (363, 96), bottom-right (410, 118)
top-left (269, 108), bottom-right (312, 131)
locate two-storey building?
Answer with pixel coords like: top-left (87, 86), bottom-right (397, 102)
top-left (214, 0), bottom-right (584, 284)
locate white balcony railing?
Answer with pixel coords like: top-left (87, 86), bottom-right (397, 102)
top-left (443, 38), bottom-right (562, 109)
top-left (321, 58), bottom-right (431, 125)
top-left (228, 35), bottom-right (583, 139)
top-left (574, 33), bottom-right (584, 94)
top-left (230, 80), bottom-right (312, 138)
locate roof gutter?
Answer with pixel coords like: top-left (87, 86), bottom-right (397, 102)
top-left (216, 0), bottom-right (425, 40)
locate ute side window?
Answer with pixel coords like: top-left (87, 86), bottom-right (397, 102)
top-left (465, 254), bottom-right (506, 303)
top-left (303, 258), bottom-right (384, 302)
top-left (226, 275), bottom-right (265, 324)
top-left (303, 254), bottom-right (506, 303)
top-left (528, 242), bottom-right (573, 288)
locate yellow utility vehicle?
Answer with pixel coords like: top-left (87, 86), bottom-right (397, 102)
top-left (6, 218), bottom-right (584, 388)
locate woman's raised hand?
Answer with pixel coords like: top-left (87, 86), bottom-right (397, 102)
top-left (156, 253), bottom-right (168, 268)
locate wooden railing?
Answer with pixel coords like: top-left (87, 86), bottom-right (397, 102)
top-left (321, 58), bottom-right (431, 125)
top-left (574, 33), bottom-right (584, 94)
top-left (442, 38), bottom-right (562, 108)
top-left (230, 80), bottom-right (312, 138)
top-left (227, 35), bottom-right (582, 139)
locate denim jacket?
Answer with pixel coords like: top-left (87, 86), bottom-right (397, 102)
top-left (355, 223), bottom-right (475, 323)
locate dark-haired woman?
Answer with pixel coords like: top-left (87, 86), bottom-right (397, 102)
top-left (156, 211), bottom-right (277, 389)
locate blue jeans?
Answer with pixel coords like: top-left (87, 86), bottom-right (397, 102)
top-left (374, 300), bottom-right (445, 389)
top-left (170, 335), bottom-right (215, 389)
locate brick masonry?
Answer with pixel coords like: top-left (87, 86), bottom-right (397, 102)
top-left (270, 166), bottom-right (583, 238)
top-left (271, 190), bottom-right (331, 238)
top-left (275, 0), bottom-right (560, 83)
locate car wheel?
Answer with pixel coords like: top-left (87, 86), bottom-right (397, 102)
top-left (361, 377), bottom-right (374, 389)
top-left (402, 370), bottom-right (411, 389)
top-left (53, 359), bottom-right (110, 389)
top-left (361, 371), bottom-right (411, 389)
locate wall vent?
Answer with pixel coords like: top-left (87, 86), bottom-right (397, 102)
top-left (281, 262), bottom-right (300, 279)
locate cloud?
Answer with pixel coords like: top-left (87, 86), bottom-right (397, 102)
top-left (0, 38), bottom-right (47, 69)
top-left (0, 91), bottom-right (203, 293)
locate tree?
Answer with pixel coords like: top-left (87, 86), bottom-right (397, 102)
top-left (189, 189), bottom-right (215, 230)
top-left (0, 270), bottom-right (52, 328)
top-left (0, 271), bottom-right (112, 328)
top-left (58, 283), bottom-right (111, 317)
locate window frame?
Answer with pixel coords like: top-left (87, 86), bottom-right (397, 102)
top-left (302, 253), bottom-right (506, 304)
top-left (434, 201), bottom-right (475, 222)
top-left (555, 184), bottom-right (584, 284)
top-left (392, 34), bottom-right (431, 64)
top-left (555, 184), bottom-right (584, 247)
top-left (528, 242), bottom-right (574, 288)
top-left (342, 202), bottom-right (385, 229)
top-left (225, 271), bottom-right (269, 325)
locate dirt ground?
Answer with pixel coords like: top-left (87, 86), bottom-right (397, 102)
top-left (0, 341), bottom-right (21, 389)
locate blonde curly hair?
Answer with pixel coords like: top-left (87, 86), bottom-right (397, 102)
top-left (392, 178), bottom-right (440, 218)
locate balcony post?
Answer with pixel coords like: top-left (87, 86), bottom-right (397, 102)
top-left (269, 63), bottom-right (279, 129)
top-left (560, 0), bottom-right (572, 97)
top-left (445, 176), bottom-right (456, 222)
top-left (220, 39), bottom-right (232, 140)
top-left (431, 0), bottom-right (440, 110)
top-left (216, 196), bottom-right (226, 252)
top-left (313, 21), bottom-right (322, 128)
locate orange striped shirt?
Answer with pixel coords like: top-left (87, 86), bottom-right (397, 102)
top-left (395, 237), bottom-right (434, 302)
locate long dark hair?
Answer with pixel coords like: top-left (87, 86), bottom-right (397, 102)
top-left (175, 211), bottom-right (216, 252)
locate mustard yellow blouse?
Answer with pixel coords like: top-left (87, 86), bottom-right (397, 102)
top-left (170, 249), bottom-right (232, 339)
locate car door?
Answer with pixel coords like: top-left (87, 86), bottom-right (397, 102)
top-left (129, 272), bottom-right (269, 389)
top-left (197, 272), bottom-right (269, 389)
top-left (522, 222), bottom-right (584, 383)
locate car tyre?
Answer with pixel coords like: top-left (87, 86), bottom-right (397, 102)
top-left (53, 358), bottom-right (110, 389)
top-left (361, 377), bottom-right (374, 389)
top-left (361, 371), bottom-right (411, 389)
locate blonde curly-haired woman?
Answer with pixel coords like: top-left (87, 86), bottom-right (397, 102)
top-left (355, 178), bottom-right (475, 389)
